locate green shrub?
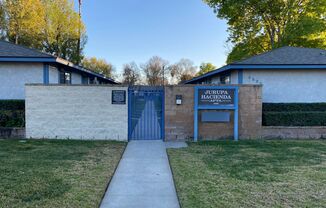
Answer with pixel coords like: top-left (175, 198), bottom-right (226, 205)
top-left (0, 100), bottom-right (25, 127)
top-left (263, 103), bottom-right (326, 112)
top-left (263, 111), bottom-right (326, 126)
top-left (262, 103), bottom-right (326, 126)
top-left (0, 100), bottom-right (25, 111)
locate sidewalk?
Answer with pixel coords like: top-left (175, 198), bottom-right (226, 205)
top-left (100, 140), bottom-right (180, 208)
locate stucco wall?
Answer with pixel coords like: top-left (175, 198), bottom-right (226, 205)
top-left (49, 65), bottom-right (59, 84)
top-left (71, 72), bottom-right (82, 84)
top-left (209, 70), bottom-right (239, 84)
top-left (26, 85), bottom-right (128, 141)
top-left (0, 63), bottom-right (43, 99)
top-left (164, 85), bottom-right (262, 141)
top-left (231, 70), bottom-right (239, 84)
top-left (243, 69), bottom-right (326, 103)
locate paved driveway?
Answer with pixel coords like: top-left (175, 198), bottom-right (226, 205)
top-left (100, 141), bottom-right (180, 208)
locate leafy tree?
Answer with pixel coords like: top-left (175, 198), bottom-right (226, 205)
top-left (197, 62), bottom-right (216, 76)
top-left (42, 0), bottom-right (86, 64)
top-left (170, 59), bottom-right (197, 84)
top-left (82, 57), bottom-right (114, 78)
top-left (141, 56), bottom-right (169, 86)
top-left (0, 0), bottom-right (86, 63)
top-left (0, 2), bottom-right (5, 39)
top-left (122, 62), bottom-right (141, 85)
top-left (204, 0), bottom-right (326, 63)
top-left (3, 0), bottom-right (45, 49)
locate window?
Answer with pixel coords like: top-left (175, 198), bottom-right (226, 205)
top-left (59, 71), bottom-right (71, 84)
top-left (220, 73), bottom-right (231, 84)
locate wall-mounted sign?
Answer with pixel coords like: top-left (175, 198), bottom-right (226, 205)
top-left (198, 88), bottom-right (235, 106)
top-left (194, 86), bottom-right (239, 142)
top-left (112, 90), bottom-right (126, 104)
top-left (176, 95), bottom-right (182, 105)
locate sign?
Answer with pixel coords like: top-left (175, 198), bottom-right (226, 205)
top-left (176, 95), bottom-right (182, 105)
top-left (198, 88), bottom-right (235, 106)
top-left (112, 90), bottom-right (126, 104)
top-left (194, 86), bottom-right (239, 142)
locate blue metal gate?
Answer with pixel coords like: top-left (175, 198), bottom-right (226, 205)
top-left (128, 86), bottom-right (164, 140)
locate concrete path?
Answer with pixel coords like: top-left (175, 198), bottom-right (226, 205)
top-left (100, 141), bottom-right (180, 208)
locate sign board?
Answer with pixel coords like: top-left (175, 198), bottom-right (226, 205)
top-left (198, 89), bottom-right (235, 106)
top-left (194, 86), bottom-right (239, 142)
top-left (112, 90), bottom-right (126, 104)
top-left (201, 112), bottom-right (230, 123)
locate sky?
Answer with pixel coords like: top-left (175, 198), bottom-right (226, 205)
top-left (76, 0), bottom-right (229, 73)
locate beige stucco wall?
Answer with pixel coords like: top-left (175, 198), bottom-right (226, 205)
top-left (26, 85), bottom-right (128, 141)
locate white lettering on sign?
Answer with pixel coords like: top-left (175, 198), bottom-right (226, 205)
top-left (201, 90), bottom-right (232, 100)
top-left (198, 89), bottom-right (235, 105)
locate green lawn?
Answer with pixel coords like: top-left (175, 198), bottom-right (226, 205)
top-left (0, 139), bottom-right (126, 208)
top-left (168, 140), bottom-right (326, 208)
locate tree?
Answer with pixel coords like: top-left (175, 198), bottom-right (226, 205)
top-left (0, 1), bottom-right (6, 39)
top-left (197, 62), bottom-right (216, 76)
top-left (82, 57), bottom-right (114, 78)
top-left (42, 0), bottom-right (87, 64)
top-left (122, 62), bottom-right (141, 85)
top-left (204, 0), bottom-right (326, 63)
top-left (3, 0), bottom-right (45, 49)
top-left (0, 0), bottom-right (86, 63)
top-left (141, 56), bottom-right (169, 86)
top-left (170, 59), bottom-right (197, 84)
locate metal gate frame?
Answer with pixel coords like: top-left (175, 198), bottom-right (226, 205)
top-left (128, 86), bottom-right (165, 141)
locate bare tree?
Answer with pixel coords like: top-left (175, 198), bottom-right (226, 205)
top-left (122, 62), bottom-right (140, 85)
top-left (141, 56), bottom-right (169, 86)
top-left (170, 59), bottom-right (197, 84)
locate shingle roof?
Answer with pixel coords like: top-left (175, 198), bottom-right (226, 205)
top-left (0, 40), bottom-right (53, 58)
top-left (233, 46), bottom-right (326, 65)
top-left (184, 46), bottom-right (326, 84)
top-left (0, 40), bottom-right (118, 84)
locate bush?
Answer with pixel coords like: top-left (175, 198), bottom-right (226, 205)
top-left (263, 103), bottom-right (326, 112)
top-left (0, 100), bottom-right (25, 127)
top-left (263, 111), bottom-right (326, 126)
top-left (262, 103), bottom-right (326, 126)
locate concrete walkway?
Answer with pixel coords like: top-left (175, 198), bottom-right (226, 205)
top-left (100, 141), bottom-right (180, 208)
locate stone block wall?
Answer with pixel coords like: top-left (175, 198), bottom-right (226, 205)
top-left (164, 85), bottom-right (263, 141)
top-left (238, 85), bottom-right (263, 139)
top-left (165, 86), bottom-right (194, 140)
top-left (25, 85), bottom-right (128, 141)
top-left (261, 126), bottom-right (326, 139)
top-left (0, 127), bottom-right (25, 139)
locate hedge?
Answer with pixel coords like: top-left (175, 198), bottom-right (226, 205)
top-left (0, 100), bottom-right (25, 127)
top-left (263, 103), bottom-right (326, 112)
top-left (262, 103), bottom-right (326, 126)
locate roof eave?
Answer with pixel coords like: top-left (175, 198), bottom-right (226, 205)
top-left (55, 58), bottom-right (118, 84)
top-left (0, 57), bottom-right (56, 62)
top-left (185, 64), bottom-right (326, 84)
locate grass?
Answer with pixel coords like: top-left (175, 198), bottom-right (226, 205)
top-left (0, 139), bottom-right (126, 208)
top-left (167, 140), bottom-right (326, 208)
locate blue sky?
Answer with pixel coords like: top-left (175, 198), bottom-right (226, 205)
top-left (77, 0), bottom-right (229, 72)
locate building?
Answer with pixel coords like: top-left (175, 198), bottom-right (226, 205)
top-left (185, 46), bottom-right (326, 103)
top-left (0, 40), bottom-right (117, 100)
